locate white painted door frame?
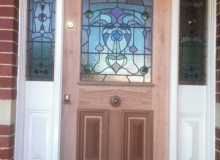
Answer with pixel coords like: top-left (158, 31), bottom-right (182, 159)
top-left (14, 0), bottom-right (64, 159)
top-left (169, 0), bottom-right (216, 159)
top-left (14, 0), bottom-right (216, 159)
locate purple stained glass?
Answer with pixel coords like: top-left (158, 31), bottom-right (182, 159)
top-left (129, 45), bottom-right (138, 53)
top-left (111, 7), bottom-right (124, 19)
top-left (95, 44), bottom-right (104, 52)
top-left (81, 0), bottom-right (152, 82)
top-left (112, 62), bottom-right (121, 72)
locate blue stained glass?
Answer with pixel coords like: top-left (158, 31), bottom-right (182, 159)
top-left (81, 0), bottom-right (152, 82)
top-left (27, 0), bottom-right (56, 81)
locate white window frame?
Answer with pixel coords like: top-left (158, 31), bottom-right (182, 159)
top-left (169, 0), bottom-right (216, 159)
top-left (14, 0), bottom-right (64, 159)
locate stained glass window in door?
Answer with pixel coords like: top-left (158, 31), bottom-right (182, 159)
top-left (179, 0), bottom-right (206, 84)
top-left (81, 0), bottom-right (153, 82)
top-left (27, 0), bottom-right (56, 81)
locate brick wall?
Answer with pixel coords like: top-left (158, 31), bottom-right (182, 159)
top-left (216, 128), bottom-right (220, 159)
top-left (217, 0), bottom-right (220, 159)
top-left (0, 0), bottom-right (19, 159)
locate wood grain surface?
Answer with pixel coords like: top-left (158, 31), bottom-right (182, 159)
top-left (61, 0), bottom-right (171, 159)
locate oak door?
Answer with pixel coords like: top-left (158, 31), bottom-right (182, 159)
top-left (61, 0), bottom-right (171, 159)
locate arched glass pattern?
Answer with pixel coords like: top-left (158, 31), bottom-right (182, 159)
top-left (81, 0), bottom-right (153, 82)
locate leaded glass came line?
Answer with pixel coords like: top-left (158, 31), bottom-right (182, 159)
top-left (27, 0), bottom-right (56, 81)
top-left (81, 0), bottom-right (153, 82)
top-left (179, 0), bottom-right (206, 84)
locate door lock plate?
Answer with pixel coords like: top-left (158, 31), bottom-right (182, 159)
top-left (64, 94), bottom-right (70, 103)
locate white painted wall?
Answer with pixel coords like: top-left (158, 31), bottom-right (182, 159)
top-left (0, 100), bottom-right (16, 125)
top-left (216, 104), bottom-right (220, 128)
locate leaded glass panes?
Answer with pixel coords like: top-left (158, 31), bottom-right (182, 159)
top-left (179, 0), bottom-right (206, 84)
top-left (27, 0), bottom-right (56, 81)
top-left (81, 0), bottom-right (153, 82)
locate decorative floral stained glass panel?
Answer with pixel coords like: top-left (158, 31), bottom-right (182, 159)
top-left (81, 0), bottom-right (153, 82)
top-left (179, 0), bottom-right (206, 85)
top-left (27, 0), bottom-right (56, 81)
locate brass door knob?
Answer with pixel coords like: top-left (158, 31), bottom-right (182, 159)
top-left (110, 96), bottom-right (121, 106)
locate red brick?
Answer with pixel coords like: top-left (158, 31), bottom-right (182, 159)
top-left (217, 48), bottom-right (220, 59)
top-left (0, 89), bottom-right (17, 100)
top-left (216, 94), bottom-right (220, 103)
top-left (216, 128), bottom-right (220, 139)
top-left (0, 30), bottom-right (18, 42)
top-left (0, 124), bottom-right (15, 135)
top-left (0, 0), bottom-right (17, 156)
top-left (217, 26), bottom-right (220, 37)
top-left (0, 147), bottom-right (14, 159)
top-left (0, 0), bottom-right (19, 8)
top-left (217, 36), bottom-right (220, 47)
top-left (217, 83), bottom-right (220, 92)
top-left (0, 78), bottom-right (17, 88)
top-left (217, 14), bottom-right (220, 25)
top-left (217, 59), bottom-right (220, 70)
top-left (0, 42), bottom-right (18, 53)
top-left (216, 151), bottom-right (220, 160)
top-left (0, 66), bottom-right (17, 76)
top-left (0, 19), bottom-right (18, 31)
top-left (0, 7), bottom-right (18, 20)
top-left (217, 3), bottom-right (220, 14)
top-left (0, 54), bottom-right (17, 64)
top-left (217, 139), bottom-right (220, 151)
top-left (218, 4), bottom-right (219, 15)
top-left (217, 71), bottom-right (220, 81)
top-left (0, 135), bottom-right (14, 147)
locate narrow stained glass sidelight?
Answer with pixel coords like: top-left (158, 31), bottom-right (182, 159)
top-left (179, 0), bottom-right (206, 84)
top-left (27, 0), bottom-right (56, 81)
top-left (81, 0), bottom-right (153, 82)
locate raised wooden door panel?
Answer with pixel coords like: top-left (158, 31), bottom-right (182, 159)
top-left (123, 111), bottom-right (153, 160)
top-left (61, 0), bottom-right (171, 159)
top-left (76, 109), bottom-right (153, 160)
top-left (76, 109), bottom-right (109, 160)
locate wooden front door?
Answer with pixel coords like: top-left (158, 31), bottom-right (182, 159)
top-left (61, 0), bottom-right (171, 159)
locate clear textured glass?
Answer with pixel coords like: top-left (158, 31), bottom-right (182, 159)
top-left (179, 0), bottom-right (206, 84)
top-left (81, 0), bottom-right (153, 82)
top-left (27, 0), bottom-right (56, 81)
